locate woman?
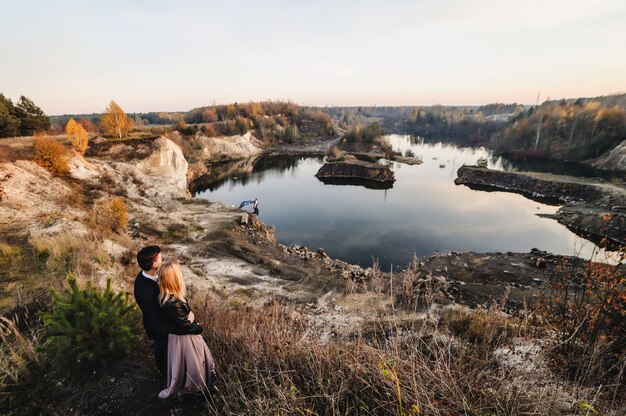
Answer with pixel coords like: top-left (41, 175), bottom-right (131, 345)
top-left (157, 261), bottom-right (217, 399)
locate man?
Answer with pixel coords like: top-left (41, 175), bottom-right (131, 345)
top-left (133, 245), bottom-right (193, 374)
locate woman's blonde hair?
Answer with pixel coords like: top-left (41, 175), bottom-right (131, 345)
top-left (158, 261), bottom-right (186, 306)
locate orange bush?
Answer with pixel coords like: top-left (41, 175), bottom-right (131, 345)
top-left (94, 197), bottom-right (128, 233)
top-left (33, 135), bottom-right (69, 175)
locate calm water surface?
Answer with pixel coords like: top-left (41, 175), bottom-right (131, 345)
top-left (196, 135), bottom-right (600, 269)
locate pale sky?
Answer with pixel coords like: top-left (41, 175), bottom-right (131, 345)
top-left (1, 0), bottom-right (625, 114)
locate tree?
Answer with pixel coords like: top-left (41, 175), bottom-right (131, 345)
top-left (15, 95), bottom-right (50, 135)
top-left (78, 118), bottom-right (97, 133)
top-left (41, 275), bottom-right (140, 371)
top-left (65, 118), bottom-right (89, 154)
top-left (235, 116), bottom-right (249, 134)
top-left (201, 108), bottom-right (217, 123)
top-left (100, 100), bottom-right (132, 139)
top-left (0, 94), bottom-right (20, 137)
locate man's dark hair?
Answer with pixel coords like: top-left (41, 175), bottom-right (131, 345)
top-left (137, 245), bottom-right (161, 271)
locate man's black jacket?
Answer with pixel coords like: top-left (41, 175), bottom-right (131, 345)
top-left (133, 271), bottom-right (189, 341)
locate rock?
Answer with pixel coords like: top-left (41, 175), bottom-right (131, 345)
top-left (589, 139), bottom-right (626, 171)
top-left (393, 156), bottom-right (423, 165)
top-left (240, 213), bottom-right (249, 225)
top-left (136, 136), bottom-right (189, 196)
top-left (454, 165), bottom-right (604, 204)
top-left (315, 160), bottom-right (395, 185)
top-left (535, 257), bottom-right (547, 268)
top-left (433, 275), bottom-right (447, 284)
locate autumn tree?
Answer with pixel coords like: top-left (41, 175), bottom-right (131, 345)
top-left (65, 118), bottom-right (89, 154)
top-left (78, 118), bottom-right (97, 133)
top-left (235, 116), bottom-right (249, 134)
top-left (100, 100), bottom-right (132, 139)
top-left (201, 108), bottom-right (217, 123)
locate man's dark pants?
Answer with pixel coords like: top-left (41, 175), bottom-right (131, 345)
top-left (153, 338), bottom-right (168, 376)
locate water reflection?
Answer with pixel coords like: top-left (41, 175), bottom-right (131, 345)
top-left (194, 135), bottom-right (602, 269)
top-left (317, 177), bottom-right (395, 190)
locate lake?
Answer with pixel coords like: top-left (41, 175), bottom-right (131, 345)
top-left (195, 135), bottom-right (601, 270)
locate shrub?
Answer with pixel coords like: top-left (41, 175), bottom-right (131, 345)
top-left (476, 156), bottom-right (488, 168)
top-left (176, 121), bottom-right (198, 136)
top-left (94, 197), bottom-right (128, 233)
top-left (200, 124), bottom-right (218, 137)
top-left (40, 275), bottom-right (140, 371)
top-left (283, 125), bottom-right (299, 143)
top-left (33, 135), bottom-right (69, 175)
top-left (343, 123), bottom-right (384, 146)
top-left (542, 246), bottom-right (625, 391)
top-left (327, 146), bottom-right (345, 161)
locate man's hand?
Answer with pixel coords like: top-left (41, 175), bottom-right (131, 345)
top-left (188, 311), bottom-right (195, 323)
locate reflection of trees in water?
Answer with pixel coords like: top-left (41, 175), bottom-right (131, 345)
top-left (497, 156), bottom-right (600, 178)
top-left (391, 134), bottom-right (607, 179)
top-left (190, 155), bottom-right (323, 194)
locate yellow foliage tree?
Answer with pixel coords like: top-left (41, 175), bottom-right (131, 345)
top-left (100, 100), bottom-right (132, 139)
top-left (34, 135), bottom-right (69, 175)
top-left (65, 118), bottom-right (89, 154)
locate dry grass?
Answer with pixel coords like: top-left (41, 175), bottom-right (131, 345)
top-left (29, 231), bottom-right (106, 277)
top-left (539, 247), bottom-right (626, 404)
top-left (0, 315), bottom-right (41, 390)
top-left (189, 293), bottom-right (625, 415)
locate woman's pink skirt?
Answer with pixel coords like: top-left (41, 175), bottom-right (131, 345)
top-left (158, 333), bottom-right (216, 399)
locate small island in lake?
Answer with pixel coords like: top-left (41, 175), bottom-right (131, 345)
top-left (315, 158), bottom-right (395, 188)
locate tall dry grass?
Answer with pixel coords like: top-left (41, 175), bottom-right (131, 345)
top-left (29, 231), bottom-right (106, 278)
top-left (190, 293), bottom-right (623, 415)
top-left (0, 315), bottom-right (41, 391)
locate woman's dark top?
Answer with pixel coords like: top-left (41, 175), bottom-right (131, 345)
top-left (161, 296), bottom-right (203, 335)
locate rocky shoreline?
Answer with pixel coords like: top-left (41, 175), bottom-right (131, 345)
top-left (455, 165), bottom-right (626, 248)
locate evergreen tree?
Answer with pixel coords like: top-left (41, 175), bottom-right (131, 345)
top-left (0, 94), bottom-right (20, 137)
top-left (41, 275), bottom-right (141, 371)
top-left (15, 95), bottom-right (50, 135)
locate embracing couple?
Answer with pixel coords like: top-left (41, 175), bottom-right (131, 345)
top-left (133, 245), bottom-right (217, 399)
